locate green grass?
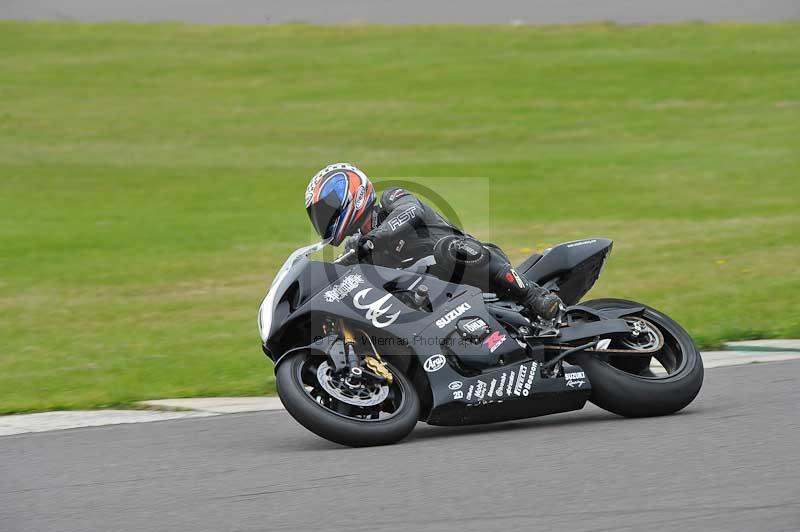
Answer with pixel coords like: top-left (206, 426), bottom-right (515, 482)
top-left (1, 21), bottom-right (799, 414)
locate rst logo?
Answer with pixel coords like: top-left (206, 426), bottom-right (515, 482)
top-left (436, 303), bottom-right (472, 328)
top-left (387, 206), bottom-right (418, 231)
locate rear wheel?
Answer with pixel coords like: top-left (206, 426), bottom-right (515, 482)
top-left (569, 298), bottom-right (704, 417)
top-left (276, 351), bottom-right (419, 447)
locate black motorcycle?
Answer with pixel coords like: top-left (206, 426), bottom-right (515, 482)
top-left (258, 238), bottom-right (703, 447)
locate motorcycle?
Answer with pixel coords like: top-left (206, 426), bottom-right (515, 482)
top-left (258, 237), bottom-right (703, 447)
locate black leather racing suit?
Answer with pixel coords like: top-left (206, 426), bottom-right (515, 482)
top-left (347, 188), bottom-right (561, 319)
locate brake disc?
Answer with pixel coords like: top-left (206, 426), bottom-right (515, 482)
top-left (316, 361), bottom-right (389, 407)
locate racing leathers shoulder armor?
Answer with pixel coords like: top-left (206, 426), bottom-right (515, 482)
top-left (363, 187), bottom-right (465, 269)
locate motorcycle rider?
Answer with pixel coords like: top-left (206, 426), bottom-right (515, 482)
top-left (305, 163), bottom-right (563, 320)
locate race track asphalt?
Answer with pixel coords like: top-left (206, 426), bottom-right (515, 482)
top-left (2, 360), bottom-right (799, 532)
top-left (2, 0), bottom-right (800, 25)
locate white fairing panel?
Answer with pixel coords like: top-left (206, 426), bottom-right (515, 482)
top-left (257, 240), bottom-right (328, 343)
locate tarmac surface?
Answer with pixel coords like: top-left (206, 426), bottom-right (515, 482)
top-left (2, 0), bottom-right (799, 25)
top-left (2, 360), bottom-right (798, 532)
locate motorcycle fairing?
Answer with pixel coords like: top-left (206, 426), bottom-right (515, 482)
top-left (266, 260), bottom-right (593, 425)
top-left (521, 238), bottom-right (613, 305)
top-left (423, 358), bottom-right (591, 426)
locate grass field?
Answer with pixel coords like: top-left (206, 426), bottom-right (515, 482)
top-left (1, 21), bottom-right (799, 414)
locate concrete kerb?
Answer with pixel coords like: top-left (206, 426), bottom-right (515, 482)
top-left (2, 341), bottom-right (799, 436)
top-left (724, 339), bottom-right (800, 353)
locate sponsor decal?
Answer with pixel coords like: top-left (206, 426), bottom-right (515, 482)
top-left (506, 371), bottom-right (516, 396)
top-left (483, 331), bottom-right (507, 353)
top-left (509, 269), bottom-right (527, 290)
top-left (474, 380), bottom-right (488, 400)
top-left (565, 370), bottom-right (586, 388)
top-left (353, 288), bottom-right (401, 328)
top-left (387, 206), bottom-right (418, 231)
top-left (457, 241), bottom-right (481, 257)
top-left (566, 239), bottom-right (598, 248)
top-left (423, 354), bottom-right (446, 373)
top-left (436, 302), bottom-right (472, 328)
top-left (388, 189), bottom-right (406, 202)
top-left (354, 185), bottom-right (366, 209)
top-left (487, 378), bottom-right (497, 397)
top-left (466, 385), bottom-right (475, 401)
top-left (448, 381), bottom-right (463, 391)
top-left (522, 361), bottom-right (537, 397)
top-left (462, 318), bottom-right (487, 334)
top-left (324, 274), bottom-right (365, 303)
top-left (453, 390), bottom-right (464, 400)
top-left (513, 364), bottom-right (528, 396)
top-left (304, 174), bottom-right (322, 207)
top-left (497, 373), bottom-right (508, 397)
top-left (504, 270), bottom-right (526, 290)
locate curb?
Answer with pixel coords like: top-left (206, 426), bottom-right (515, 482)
top-left (140, 397), bottom-right (285, 414)
top-left (0, 410), bottom-right (216, 437)
top-left (2, 341), bottom-right (799, 436)
top-left (724, 339), bottom-right (800, 353)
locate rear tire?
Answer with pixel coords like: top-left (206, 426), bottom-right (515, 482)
top-left (570, 299), bottom-right (704, 417)
top-left (276, 351), bottom-right (420, 447)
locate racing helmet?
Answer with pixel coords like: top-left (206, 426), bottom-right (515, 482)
top-left (305, 163), bottom-right (376, 246)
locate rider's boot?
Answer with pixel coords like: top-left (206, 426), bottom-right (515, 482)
top-left (493, 265), bottom-right (562, 321)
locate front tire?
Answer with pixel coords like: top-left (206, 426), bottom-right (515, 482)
top-left (570, 298), bottom-right (704, 418)
top-left (276, 351), bottom-right (420, 447)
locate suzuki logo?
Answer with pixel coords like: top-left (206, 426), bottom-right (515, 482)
top-left (352, 288), bottom-right (401, 329)
top-left (435, 302), bottom-right (472, 328)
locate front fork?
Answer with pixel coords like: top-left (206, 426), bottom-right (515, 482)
top-left (338, 319), bottom-right (361, 368)
top-left (332, 319), bottom-right (393, 385)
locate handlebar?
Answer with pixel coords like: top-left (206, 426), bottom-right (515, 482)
top-left (334, 249), bottom-right (357, 265)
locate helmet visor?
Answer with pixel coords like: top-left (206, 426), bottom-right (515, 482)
top-left (306, 192), bottom-right (343, 240)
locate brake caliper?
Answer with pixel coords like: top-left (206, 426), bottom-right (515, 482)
top-left (364, 356), bottom-right (393, 384)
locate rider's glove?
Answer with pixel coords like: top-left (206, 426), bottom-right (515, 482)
top-left (358, 235), bottom-right (374, 253)
top-left (336, 234), bottom-right (374, 266)
top-left (342, 234), bottom-right (360, 254)
top-left (345, 233), bottom-right (374, 254)
top-left (355, 235), bottom-right (375, 262)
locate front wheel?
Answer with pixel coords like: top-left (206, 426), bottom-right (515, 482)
top-left (276, 351), bottom-right (420, 447)
top-left (569, 298), bottom-right (704, 417)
